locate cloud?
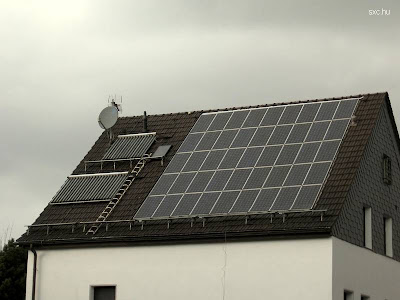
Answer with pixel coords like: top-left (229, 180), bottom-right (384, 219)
top-left (0, 0), bottom-right (399, 238)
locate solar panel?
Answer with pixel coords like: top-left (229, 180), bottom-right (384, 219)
top-left (51, 172), bottom-right (128, 204)
top-left (102, 133), bottom-right (155, 160)
top-left (135, 98), bottom-right (360, 219)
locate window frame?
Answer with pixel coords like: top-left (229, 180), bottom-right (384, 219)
top-left (344, 290), bottom-right (354, 300)
top-left (383, 154), bottom-right (392, 185)
top-left (363, 206), bottom-right (372, 249)
top-left (90, 285), bottom-right (117, 300)
top-left (384, 216), bottom-right (393, 257)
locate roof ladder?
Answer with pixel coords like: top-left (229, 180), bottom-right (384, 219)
top-left (86, 154), bottom-right (151, 235)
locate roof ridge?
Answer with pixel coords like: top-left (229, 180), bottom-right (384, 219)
top-left (119, 92), bottom-right (387, 119)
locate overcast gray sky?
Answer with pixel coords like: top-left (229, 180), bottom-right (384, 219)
top-left (1, 0), bottom-right (399, 239)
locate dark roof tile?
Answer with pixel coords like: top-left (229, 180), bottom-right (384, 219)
top-left (17, 92), bottom-right (390, 245)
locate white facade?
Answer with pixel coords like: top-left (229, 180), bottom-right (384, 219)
top-left (332, 237), bottom-right (400, 299)
top-left (25, 237), bottom-right (400, 300)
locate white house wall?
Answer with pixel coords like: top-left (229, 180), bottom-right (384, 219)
top-left (332, 237), bottom-right (400, 300)
top-left (26, 237), bottom-right (332, 300)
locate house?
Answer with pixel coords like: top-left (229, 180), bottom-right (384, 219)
top-left (17, 92), bottom-right (400, 300)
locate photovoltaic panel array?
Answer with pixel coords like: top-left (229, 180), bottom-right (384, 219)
top-left (135, 98), bottom-right (359, 219)
top-left (102, 133), bottom-right (156, 160)
top-left (51, 172), bottom-right (128, 204)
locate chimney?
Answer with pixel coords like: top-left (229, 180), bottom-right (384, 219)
top-left (143, 111), bottom-right (148, 132)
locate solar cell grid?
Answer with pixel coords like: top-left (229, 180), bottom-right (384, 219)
top-left (196, 131), bottom-right (221, 151)
top-left (206, 170), bottom-right (233, 191)
top-left (315, 101), bottom-right (339, 121)
top-left (295, 142), bottom-right (321, 163)
top-left (178, 133), bottom-right (203, 152)
top-left (102, 133), bottom-right (156, 160)
top-left (225, 110), bottom-right (249, 129)
top-left (271, 186), bottom-right (301, 210)
top-left (264, 166), bottom-right (291, 187)
top-left (256, 146), bottom-right (282, 166)
top-left (192, 192), bottom-right (220, 215)
top-left (168, 172), bottom-right (196, 194)
top-left (275, 144), bottom-right (301, 165)
top-left (244, 167), bottom-right (272, 189)
top-left (225, 168), bottom-right (252, 190)
top-left (249, 127), bottom-right (274, 146)
top-left (190, 114), bottom-right (215, 133)
top-left (297, 103), bottom-right (320, 123)
top-left (218, 148), bottom-right (245, 169)
top-left (261, 106), bottom-right (284, 126)
top-left (231, 128), bottom-right (256, 148)
top-left (279, 105), bottom-right (302, 124)
top-left (250, 188), bottom-right (280, 212)
top-left (164, 153), bottom-right (191, 173)
top-left (267, 125), bottom-right (292, 145)
top-left (315, 141), bottom-right (340, 162)
top-left (187, 171), bottom-right (214, 193)
top-left (334, 99), bottom-right (357, 119)
top-left (149, 174), bottom-right (178, 195)
top-left (208, 112), bottom-right (232, 131)
top-left (182, 152), bottom-right (209, 172)
top-left (325, 119), bottom-right (349, 140)
top-left (153, 194), bottom-right (182, 217)
top-left (305, 122), bottom-right (330, 142)
top-left (230, 190), bottom-right (260, 213)
top-left (286, 123), bottom-right (311, 144)
top-left (292, 185), bottom-right (321, 210)
top-left (172, 193), bottom-right (201, 216)
top-left (213, 130), bottom-right (238, 149)
top-left (284, 164), bottom-right (311, 186)
top-left (135, 196), bottom-right (164, 218)
top-left (242, 108), bottom-right (267, 128)
top-left (135, 98), bottom-right (359, 219)
top-left (211, 191), bottom-right (240, 214)
top-left (237, 147), bottom-right (263, 168)
top-left (200, 150), bottom-right (226, 170)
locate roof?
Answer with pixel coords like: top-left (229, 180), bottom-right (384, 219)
top-left (17, 92), bottom-right (392, 246)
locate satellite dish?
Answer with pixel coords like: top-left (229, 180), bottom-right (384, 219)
top-left (98, 106), bottom-right (118, 129)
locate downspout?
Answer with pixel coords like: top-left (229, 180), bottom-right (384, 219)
top-left (30, 246), bottom-right (37, 300)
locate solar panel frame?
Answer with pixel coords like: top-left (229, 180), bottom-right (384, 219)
top-left (230, 189), bottom-right (260, 213)
top-left (191, 192), bottom-right (221, 215)
top-left (135, 97), bottom-right (360, 219)
top-left (102, 133), bottom-right (156, 160)
top-left (190, 114), bottom-right (215, 133)
top-left (51, 172), bottom-right (128, 204)
top-left (171, 193), bottom-right (202, 216)
top-left (135, 195), bottom-right (165, 218)
top-left (211, 191), bottom-right (240, 214)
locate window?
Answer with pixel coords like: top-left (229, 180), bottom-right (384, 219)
top-left (344, 290), bottom-right (353, 300)
top-left (361, 295), bottom-right (370, 300)
top-left (364, 207), bottom-right (372, 249)
top-left (93, 286), bottom-right (116, 300)
top-left (383, 154), bottom-right (392, 185)
top-left (384, 217), bottom-right (393, 257)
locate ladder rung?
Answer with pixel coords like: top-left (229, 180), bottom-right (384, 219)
top-left (87, 157), bottom-right (148, 236)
